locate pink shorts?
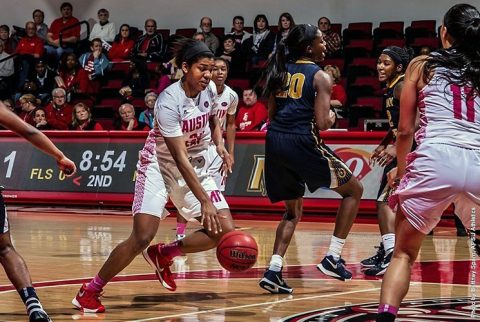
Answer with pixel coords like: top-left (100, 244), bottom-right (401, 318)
top-left (390, 142), bottom-right (480, 234)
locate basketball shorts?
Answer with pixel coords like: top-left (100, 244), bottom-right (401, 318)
top-left (206, 142), bottom-right (226, 191)
top-left (132, 149), bottom-right (169, 219)
top-left (160, 150), bottom-right (229, 220)
top-left (390, 142), bottom-right (480, 234)
top-left (0, 193), bottom-right (8, 234)
top-left (377, 158), bottom-right (397, 202)
top-left (265, 130), bottom-right (352, 203)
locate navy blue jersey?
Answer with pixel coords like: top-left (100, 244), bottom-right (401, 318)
top-left (384, 74), bottom-right (404, 138)
top-left (269, 60), bottom-right (321, 134)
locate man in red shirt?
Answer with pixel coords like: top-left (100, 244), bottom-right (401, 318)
top-left (44, 2), bottom-right (80, 63)
top-left (235, 88), bottom-right (268, 131)
top-left (16, 21), bottom-right (44, 90)
top-left (44, 88), bottom-right (74, 130)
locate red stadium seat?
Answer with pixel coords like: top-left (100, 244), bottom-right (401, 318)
top-left (175, 28), bottom-right (197, 38)
top-left (212, 27), bottom-right (225, 38)
top-left (156, 29), bottom-right (170, 40)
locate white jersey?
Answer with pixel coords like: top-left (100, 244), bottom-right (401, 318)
top-left (416, 67), bottom-right (480, 149)
top-left (155, 81), bottom-right (217, 162)
top-left (210, 83), bottom-right (239, 128)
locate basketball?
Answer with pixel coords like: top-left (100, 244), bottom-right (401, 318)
top-left (216, 231), bottom-right (258, 272)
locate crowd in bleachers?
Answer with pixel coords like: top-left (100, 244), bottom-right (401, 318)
top-left (0, 2), bottom-right (441, 132)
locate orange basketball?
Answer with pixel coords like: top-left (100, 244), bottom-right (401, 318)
top-left (216, 231), bottom-right (258, 272)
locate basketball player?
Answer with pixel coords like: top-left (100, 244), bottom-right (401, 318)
top-left (361, 46), bottom-right (412, 276)
top-left (0, 103), bottom-right (76, 322)
top-left (377, 4), bottom-right (480, 321)
top-left (73, 39), bottom-right (235, 312)
top-left (258, 24), bottom-right (363, 294)
top-left (174, 56), bottom-right (238, 240)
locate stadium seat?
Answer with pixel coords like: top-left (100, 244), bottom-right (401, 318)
top-left (175, 28), bottom-right (197, 38)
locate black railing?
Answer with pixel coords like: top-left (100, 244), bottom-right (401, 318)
top-left (59, 20), bottom-right (90, 47)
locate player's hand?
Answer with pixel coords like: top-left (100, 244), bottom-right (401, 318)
top-left (377, 145), bottom-right (396, 167)
top-left (57, 155), bottom-right (76, 177)
top-left (216, 145), bottom-right (232, 176)
top-left (370, 145), bottom-right (386, 166)
top-left (387, 166), bottom-right (403, 188)
top-left (200, 200), bottom-right (222, 234)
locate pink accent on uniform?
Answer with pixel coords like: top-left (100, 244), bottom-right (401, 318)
top-left (176, 222), bottom-right (186, 235)
top-left (86, 274), bottom-right (106, 293)
top-left (378, 304), bottom-right (398, 315)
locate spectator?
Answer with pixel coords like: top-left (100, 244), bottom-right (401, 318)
top-left (78, 38), bottom-right (110, 94)
top-left (0, 39), bottom-right (14, 100)
top-left (16, 21), bottom-right (44, 90)
top-left (243, 14), bottom-right (275, 66)
top-left (0, 25), bottom-right (17, 54)
top-left (32, 106), bottom-right (53, 130)
top-left (55, 53), bottom-right (89, 101)
top-left (29, 59), bottom-right (56, 104)
top-left (114, 103), bottom-right (149, 131)
top-left (132, 19), bottom-right (164, 62)
top-left (108, 24), bottom-right (135, 61)
top-left (44, 2), bottom-right (80, 63)
top-left (138, 92), bottom-right (157, 128)
top-left (89, 8), bottom-right (115, 43)
top-left (69, 102), bottom-right (103, 130)
top-left (199, 17), bottom-right (219, 53)
top-left (119, 61), bottom-right (149, 99)
top-left (32, 9), bottom-right (48, 40)
top-left (272, 13), bottom-right (295, 55)
top-left (318, 17), bottom-right (342, 57)
top-left (218, 34), bottom-right (246, 78)
top-left (324, 64), bottom-right (347, 116)
top-left (418, 45), bottom-right (431, 56)
top-left (192, 32), bottom-right (205, 42)
top-left (235, 88), bottom-right (268, 131)
top-left (44, 87), bottom-right (74, 130)
top-left (18, 93), bottom-right (40, 126)
top-left (229, 16), bottom-right (251, 47)
top-left (3, 99), bottom-right (14, 111)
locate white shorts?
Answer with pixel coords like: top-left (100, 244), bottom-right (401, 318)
top-left (132, 149), bottom-right (169, 219)
top-left (160, 150), bottom-right (229, 220)
top-left (207, 143), bottom-right (226, 191)
top-left (391, 142), bottom-right (480, 234)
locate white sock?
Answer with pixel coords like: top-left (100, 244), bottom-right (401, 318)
top-left (268, 254), bottom-right (283, 272)
top-left (382, 233), bottom-right (395, 253)
top-left (326, 236), bottom-right (345, 261)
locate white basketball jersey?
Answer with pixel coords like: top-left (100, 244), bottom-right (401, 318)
top-left (154, 81), bottom-right (217, 162)
top-left (416, 67), bottom-right (480, 149)
top-left (211, 84), bottom-right (238, 129)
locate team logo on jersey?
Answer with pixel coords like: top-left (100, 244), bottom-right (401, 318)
top-left (279, 297), bottom-right (477, 321)
top-left (334, 148), bottom-right (372, 180)
top-left (204, 101), bottom-right (209, 107)
top-left (221, 101), bottom-right (228, 106)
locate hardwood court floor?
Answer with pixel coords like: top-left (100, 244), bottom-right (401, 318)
top-left (0, 207), bottom-right (478, 321)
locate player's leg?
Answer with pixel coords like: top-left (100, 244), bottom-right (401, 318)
top-left (0, 199), bottom-right (50, 322)
top-left (259, 198), bottom-right (301, 294)
top-left (377, 208), bottom-right (425, 321)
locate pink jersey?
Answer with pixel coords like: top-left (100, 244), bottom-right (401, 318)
top-left (416, 67), bottom-right (480, 149)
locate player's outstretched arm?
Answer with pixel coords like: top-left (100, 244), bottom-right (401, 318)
top-left (0, 102), bottom-right (77, 176)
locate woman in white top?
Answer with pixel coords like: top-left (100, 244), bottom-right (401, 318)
top-left (377, 4), bottom-right (480, 321)
top-left (72, 39), bottom-right (234, 313)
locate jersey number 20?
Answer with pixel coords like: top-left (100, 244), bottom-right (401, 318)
top-left (277, 73), bottom-right (305, 99)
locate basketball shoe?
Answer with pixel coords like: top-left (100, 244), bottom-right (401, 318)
top-left (176, 234), bottom-right (186, 241)
top-left (317, 255), bottom-right (352, 281)
top-left (364, 250), bottom-right (393, 276)
top-left (72, 283), bottom-right (105, 313)
top-left (143, 244), bottom-right (176, 291)
top-left (29, 310), bottom-right (51, 322)
top-left (259, 269), bottom-right (293, 294)
top-left (361, 243), bottom-right (385, 268)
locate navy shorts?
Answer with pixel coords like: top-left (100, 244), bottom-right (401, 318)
top-left (265, 131), bottom-right (352, 203)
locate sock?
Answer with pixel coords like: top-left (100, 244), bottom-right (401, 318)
top-left (18, 287), bottom-right (46, 318)
top-left (176, 222), bottom-right (187, 236)
top-left (382, 233), bottom-right (395, 253)
top-left (326, 236), bottom-right (345, 261)
top-left (86, 274), bottom-right (106, 293)
top-left (376, 312), bottom-right (396, 322)
top-left (159, 241), bottom-right (183, 259)
top-left (268, 254), bottom-right (283, 272)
